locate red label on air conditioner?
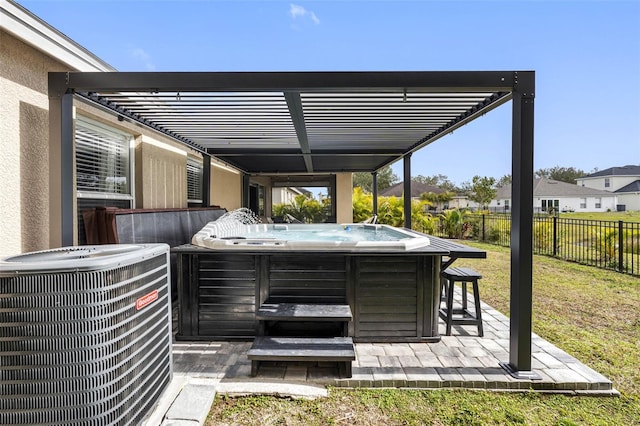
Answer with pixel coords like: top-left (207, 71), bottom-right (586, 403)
top-left (136, 290), bottom-right (159, 311)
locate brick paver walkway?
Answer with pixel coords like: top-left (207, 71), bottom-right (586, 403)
top-left (171, 289), bottom-right (616, 395)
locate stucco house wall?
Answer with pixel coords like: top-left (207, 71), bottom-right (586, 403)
top-left (210, 160), bottom-right (242, 211)
top-left (335, 173), bottom-right (353, 223)
top-left (136, 135), bottom-right (188, 208)
top-left (1, 29), bottom-right (78, 256)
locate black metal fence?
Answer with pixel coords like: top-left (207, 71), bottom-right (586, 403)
top-left (429, 214), bottom-right (640, 276)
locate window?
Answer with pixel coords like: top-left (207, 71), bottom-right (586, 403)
top-left (75, 116), bottom-right (133, 244)
top-left (249, 183), bottom-right (266, 217)
top-left (187, 157), bottom-right (203, 204)
top-left (76, 117), bottom-right (132, 196)
top-left (271, 175), bottom-right (337, 223)
top-left (595, 197), bottom-right (601, 209)
top-left (580, 198), bottom-right (587, 209)
top-left (604, 178), bottom-right (610, 188)
top-left (541, 199), bottom-right (559, 212)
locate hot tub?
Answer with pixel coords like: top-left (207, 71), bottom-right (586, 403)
top-left (176, 210), bottom-right (450, 343)
top-left (192, 223), bottom-right (430, 251)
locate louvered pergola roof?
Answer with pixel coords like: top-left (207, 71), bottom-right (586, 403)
top-left (50, 71), bottom-right (525, 174)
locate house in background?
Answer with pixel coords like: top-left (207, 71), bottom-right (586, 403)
top-left (379, 181), bottom-right (456, 210)
top-left (447, 195), bottom-right (481, 211)
top-left (271, 187), bottom-right (313, 205)
top-left (379, 181), bottom-right (485, 211)
top-left (576, 165), bottom-right (640, 211)
top-left (493, 178), bottom-right (617, 213)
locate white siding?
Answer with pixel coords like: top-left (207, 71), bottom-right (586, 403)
top-left (617, 193), bottom-right (640, 211)
top-left (578, 175), bottom-right (640, 192)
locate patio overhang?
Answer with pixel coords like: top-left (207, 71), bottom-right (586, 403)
top-left (49, 71), bottom-right (517, 174)
top-left (48, 70), bottom-right (535, 378)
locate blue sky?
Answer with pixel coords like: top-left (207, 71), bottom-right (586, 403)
top-left (18, 0), bottom-right (640, 185)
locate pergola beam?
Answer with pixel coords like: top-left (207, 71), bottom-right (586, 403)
top-left (284, 92), bottom-right (313, 173)
top-left (51, 71), bottom-right (520, 94)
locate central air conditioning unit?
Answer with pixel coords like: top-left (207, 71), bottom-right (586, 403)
top-left (0, 244), bottom-right (173, 425)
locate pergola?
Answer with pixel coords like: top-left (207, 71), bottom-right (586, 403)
top-left (48, 70), bottom-right (536, 378)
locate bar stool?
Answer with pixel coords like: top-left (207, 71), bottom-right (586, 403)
top-left (439, 267), bottom-right (484, 337)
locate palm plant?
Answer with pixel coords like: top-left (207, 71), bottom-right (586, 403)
top-left (439, 209), bottom-right (466, 238)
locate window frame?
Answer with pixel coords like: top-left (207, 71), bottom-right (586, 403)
top-left (75, 115), bottom-right (134, 204)
top-left (187, 156), bottom-right (204, 204)
top-left (580, 198), bottom-right (587, 209)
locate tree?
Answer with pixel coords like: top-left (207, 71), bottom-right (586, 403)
top-left (413, 174), bottom-right (457, 192)
top-left (352, 166), bottom-right (398, 192)
top-left (496, 174), bottom-right (512, 187)
top-left (467, 175), bottom-right (496, 209)
top-left (535, 166), bottom-right (585, 184)
top-left (420, 191), bottom-right (455, 207)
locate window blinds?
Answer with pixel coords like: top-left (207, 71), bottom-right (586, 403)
top-left (76, 118), bottom-right (131, 196)
top-left (187, 157), bottom-right (203, 203)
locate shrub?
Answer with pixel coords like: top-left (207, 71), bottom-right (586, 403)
top-left (273, 194), bottom-right (330, 223)
top-left (439, 209), bottom-right (475, 239)
top-left (593, 229), bottom-right (618, 267)
top-left (352, 187), bottom-right (374, 223)
top-left (534, 221), bottom-right (555, 254)
top-left (485, 216), bottom-right (511, 244)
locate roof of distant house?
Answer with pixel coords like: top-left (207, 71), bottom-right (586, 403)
top-left (580, 165), bottom-right (640, 179)
top-left (496, 178), bottom-right (615, 198)
top-left (615, 180), bottom-right (640, 193)
top-left (379, 181), bottom-right (445, 198)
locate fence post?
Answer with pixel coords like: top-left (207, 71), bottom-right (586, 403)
top-left (553, 216), bottom-right (558, 257)
top-left (619, 220), bottom-right (624, 273)
top-left (482, 213), bottom-right (486, 241)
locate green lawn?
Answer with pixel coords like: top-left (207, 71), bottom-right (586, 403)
top-left (207, 242), bottom-right (640, 425)
top-left (559, 210), bottom-right (640, 223)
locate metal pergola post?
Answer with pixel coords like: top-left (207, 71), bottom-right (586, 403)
top-left (202, 153), bottom-right (211, 207)
top-left (403, 154), bottom-right (412, 229)
top-left (242, 174), bottom-right (251, 209)
top-left (500, 71), bottom-right (540, 380)
top-left (372, 171), bottom-right (378, 216)
top-left (48, 90), bottom-right (75, 248)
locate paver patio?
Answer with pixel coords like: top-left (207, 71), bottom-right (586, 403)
top-left (170, 287), bottom-right (616, 395)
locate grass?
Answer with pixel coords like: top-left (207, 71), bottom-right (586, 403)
top-left (558, 210), bottom-right (640, 223)
top-left (207, 242), bottom-right (640, 425)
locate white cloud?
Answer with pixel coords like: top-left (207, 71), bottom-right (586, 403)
top-left (289, 3), bottom-right (320, 25)
top-left (130, 48), bottom-right (156, 71)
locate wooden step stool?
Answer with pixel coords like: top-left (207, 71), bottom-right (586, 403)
top-left (250, 303), bottom-right (355, 377)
